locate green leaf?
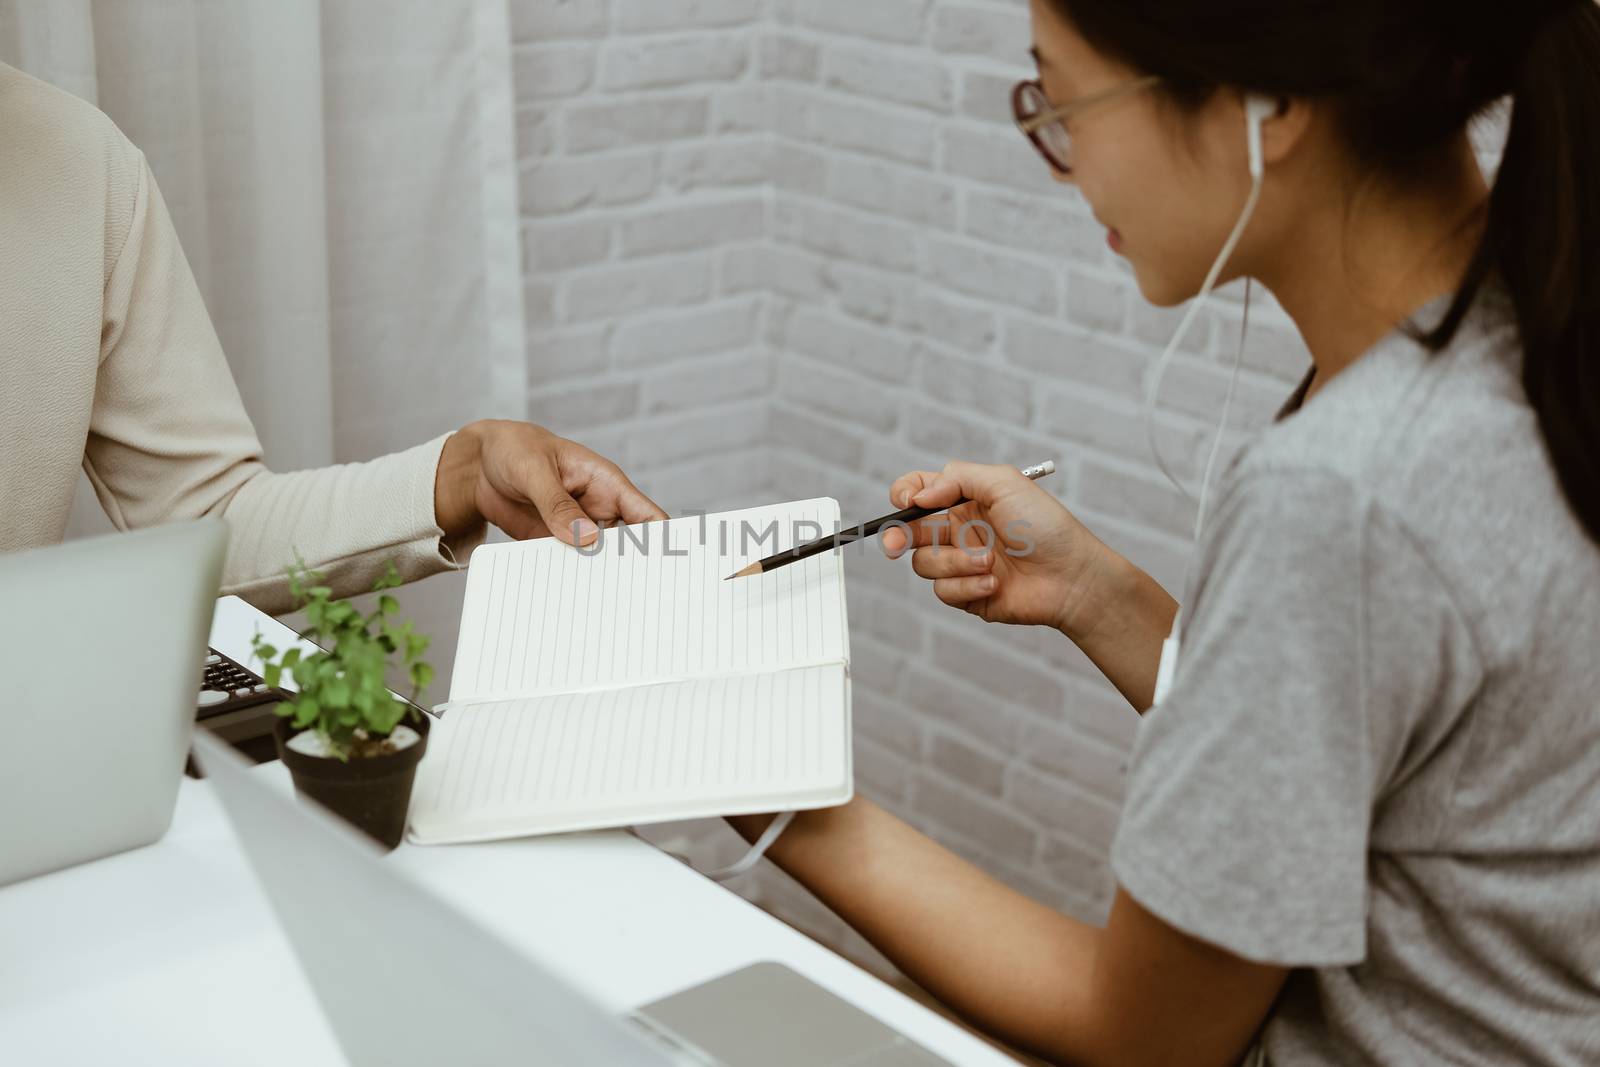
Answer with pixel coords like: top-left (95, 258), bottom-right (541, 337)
top-left (292, 698), bottom-right (319, 728)
top-left (263, 555), bottom-right (440, 740)
top-left (371, 699), bottom-right (404, 735)
top-left (323, 677), bottom-right (351, 709)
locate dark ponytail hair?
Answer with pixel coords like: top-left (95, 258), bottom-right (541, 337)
top-left (1053, 0), bottom-right (1600, 544)
top-left (1453, 3), bottom-right (1600, 544)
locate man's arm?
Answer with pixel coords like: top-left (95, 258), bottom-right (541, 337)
top-left (91, 153), bottom-right (664, 612)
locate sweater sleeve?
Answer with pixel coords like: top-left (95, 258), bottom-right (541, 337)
top-left (87, 151), bottom-right (483, 612)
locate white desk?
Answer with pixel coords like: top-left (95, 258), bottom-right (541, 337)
top-left (0, 767), bottom-right (1018, 1066)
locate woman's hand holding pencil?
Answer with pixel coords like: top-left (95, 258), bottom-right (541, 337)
top-left (881, 461), bottom-right (1132, 641)
top-left (726, 461), bottom-right (1055, 580)
top-left (723, 455), bottom-right (1176, 695)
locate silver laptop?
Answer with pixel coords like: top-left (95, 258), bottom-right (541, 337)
top-left (0, 520), bottom-right (226, 886)
top-left (194, 730), bottom-right (958, 1066)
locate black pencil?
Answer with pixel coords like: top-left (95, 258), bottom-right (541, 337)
top-left (724, 461), bottom-right (1057, 580)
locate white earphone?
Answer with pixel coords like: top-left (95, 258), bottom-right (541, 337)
top-left (1147, 92), bottom-right (1278, 709)
top-left (1245, 92), bottom-right (1274, 180)
top-left (1143, 92), bottom-right (1276, 533)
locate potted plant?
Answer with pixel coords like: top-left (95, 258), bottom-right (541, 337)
top-left (251, 561), bottom-right (435, 851)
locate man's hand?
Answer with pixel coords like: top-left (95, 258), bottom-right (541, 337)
top-left (434, 420), bottom-right (667, 545)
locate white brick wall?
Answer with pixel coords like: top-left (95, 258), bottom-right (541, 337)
top-left (509, 0), bottom-right (1316, 976)
top-left (512, 0), bottom-right (774, 515)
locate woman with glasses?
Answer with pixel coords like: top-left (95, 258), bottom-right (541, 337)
top-left (732, 1), bottom-right (1600, 1064)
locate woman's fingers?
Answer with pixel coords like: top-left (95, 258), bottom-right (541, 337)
top-left (890, 470), bottom-right (942, 509)
top-left (911, 544), bottom-right (993, 581)
top-left (914, 460), bottom-right (1030, 511)
top-left (883, 470), bottom-right (943, 556)
top-left (932, 574), bottom-right (999, 608)
top-left (885, 461), bottom-right (1020, 558)
top-left (883, 503), bottom-right (992, 559)
top-left (883, 513), bottom-right (953, 558)
top-left (903, 523), bottom-right (1004, 612)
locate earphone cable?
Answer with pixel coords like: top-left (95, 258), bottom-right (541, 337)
top-left (1195, 277), bottom-right (1251, 544)
top-left (1142, 167), bottom-right (1265, 512)
top-left (1171, 277), bottom-right (1252, 607)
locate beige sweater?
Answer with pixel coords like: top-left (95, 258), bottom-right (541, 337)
top-left (0, 64), bottom-right (478, 612)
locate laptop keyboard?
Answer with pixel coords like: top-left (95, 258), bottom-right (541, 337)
top-left (197, 647), bottom-right (283, 720)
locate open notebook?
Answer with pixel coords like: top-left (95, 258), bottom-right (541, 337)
top-left (407, 499), bottom-right (852, 845)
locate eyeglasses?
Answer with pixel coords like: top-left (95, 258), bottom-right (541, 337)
top-left (1012, 75), bottom-right (1161, 174)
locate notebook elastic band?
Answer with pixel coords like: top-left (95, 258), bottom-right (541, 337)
top-left (702, 811), bottom-right (796, 882)
top-left (637, 811), bottom-right (797, 883)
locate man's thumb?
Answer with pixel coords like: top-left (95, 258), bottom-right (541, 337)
top-left (531, 464), bottom-right (598, 545)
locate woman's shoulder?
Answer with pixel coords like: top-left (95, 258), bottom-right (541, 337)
top-left (1237, 297), bottom-right (1532, 510)
top-left (1223, 295), bottom-right (1596, 651)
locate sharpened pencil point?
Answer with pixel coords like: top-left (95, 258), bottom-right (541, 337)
top-left (725, 561), bottom-right (763, 580)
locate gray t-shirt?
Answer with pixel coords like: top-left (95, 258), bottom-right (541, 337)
top-left (1110, 291), bottom-right (1600, 1065)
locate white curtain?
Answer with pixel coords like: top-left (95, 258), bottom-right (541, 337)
top-left (0, 0), bottom-right (527, 506)
top-left (1, 0), bottom-right (525, 674)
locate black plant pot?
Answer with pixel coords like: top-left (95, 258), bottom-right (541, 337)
top-left (274, 713), bottom-right (430, 852)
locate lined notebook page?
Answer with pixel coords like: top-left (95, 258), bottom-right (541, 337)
top-left (410, 664), bottom-right (850, 842)
top-left (448, 499), bottom-right (847, 703)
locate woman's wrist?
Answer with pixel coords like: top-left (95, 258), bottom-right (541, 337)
top-left (1059, 551), bottom-right (1176, 645)
top-left (1056, 551), bottom-right (1179, 711)
top-left (1054, 545), bottom-right (1150, 640)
